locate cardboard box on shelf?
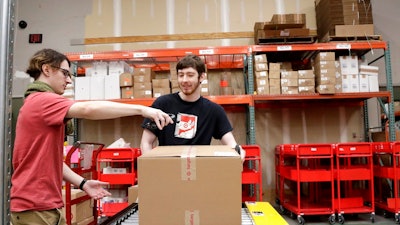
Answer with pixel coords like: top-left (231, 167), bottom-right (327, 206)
top-left (120, 87), bottom-right (134, 99)
top-left (119, 73), bottom-right (133, 87)
top-left (138, 145), bottom-right (242, 225)
top-left (335, 24), bottom-right (374, 36)
top-left (153, 87), bottom-right (171, 98)
top-left (152, 78), bottom-right (170, 88)
top-left (281, 86), bottom-right (299, 94)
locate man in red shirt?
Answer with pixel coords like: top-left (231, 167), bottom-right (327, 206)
top-left (10, 48), bottom-right (173, 225)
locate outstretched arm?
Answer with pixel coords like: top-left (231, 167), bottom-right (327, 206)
top-left (67, 101), bottom-right (173, 130)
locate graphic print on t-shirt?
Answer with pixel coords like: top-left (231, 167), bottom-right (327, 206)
top-left (174, 113), bottom-right (197, 139)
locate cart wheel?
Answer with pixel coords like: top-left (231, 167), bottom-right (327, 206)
top-left (370, 213), bottom-right (375, 223)
top-left (383, 211), bottom-right (388, 218)
top-left (395, 213), bottom-right (400, 224)
top-left (275, 198), bottom-right (280, 205)
top-left (278, 204), bottom-right (286, 215)
top-left (297, 215), bottom-right (305, 225)
top-left (338, 214), bottom-right (345, 224)
top-left (328, 214), bottom-right (336, 225)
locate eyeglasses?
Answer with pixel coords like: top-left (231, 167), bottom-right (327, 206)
top-left (52, 66), bottom-right (73, 79)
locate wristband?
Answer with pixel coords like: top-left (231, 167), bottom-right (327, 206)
top-left (79, 179), bottom-right (87, 190)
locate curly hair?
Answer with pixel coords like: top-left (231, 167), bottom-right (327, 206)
top-left (26, 48), bottom-right (70, 80)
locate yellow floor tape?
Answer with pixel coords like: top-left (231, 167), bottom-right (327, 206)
top-left (245, 201), bottom-right (288, 225)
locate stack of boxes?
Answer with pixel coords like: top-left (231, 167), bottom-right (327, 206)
top-left (269, 62), bottom-right (281, 95)
top-left (314, 52), bottom-right (338, 94)
top-left (315, 0), bottom-right (374, 42)
top-left (281, 70), bottom-right (299, 94)
top-left (298, 69), bottom-right (316, 94)
top-left (152, 78), bottom-right (170, 98)
top-left (75, 61), bottom-right (131, 100)
top-left (132, 68), bottom-right (153, 98)
top-left (340, 56), bottom-right (359, 93)
top-left (254, 13), bottom-right (309, 44)
top-left (254, 54), bottom-right (269, 95)
top-left (359, 65), bottom-right (379, 92)
top-left (119, 72), bottom-right (134, 99)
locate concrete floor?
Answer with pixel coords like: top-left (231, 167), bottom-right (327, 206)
top-left (282, 211), bottom-right (397, 225)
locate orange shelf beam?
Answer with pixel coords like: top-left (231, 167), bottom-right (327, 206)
top-left (251, 41), bottom-right (387, 52)
top-left (253, 91), bottom-right (391, 103)
top-left (109, 94), bottom-right (254, 107)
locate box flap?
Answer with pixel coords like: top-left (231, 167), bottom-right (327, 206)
top-left (140, 145), bottom-right (239, 158)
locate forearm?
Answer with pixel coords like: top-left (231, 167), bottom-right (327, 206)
top-left (63, 162), bottom-right (84, 188)
top-left (68, 101), bottom-right (146, 120)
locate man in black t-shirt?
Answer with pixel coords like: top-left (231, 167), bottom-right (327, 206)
top-left (140, 54), bottom-right (245, 160)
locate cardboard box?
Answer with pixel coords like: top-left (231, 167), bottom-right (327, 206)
top-left (298, 70), bottom-right (315, 78)
top-left (120, 87), bottom-right (134, 99)
top-left (133, 89), bottom-right (152, 98)
top-left (89, 76), bottom-right (105, 100)
top-left (119, 72), bottom-right (133, 87)
top-left (105, 75), bottom-right (121, 100)
top-left (138, 145), bottom-right (242, 225)
top-left (254, 54), bottom-right (267, 63)
top-left (152, 78), bottom-right (170, 88)
top-left (281, 86), bottom-right (299, 94)
top-left (128, 185), bottom-right (139, 204)
top-left (281, 71), bottom-right (299, 79)
top-left (255, 71), bottom-right (268, 78)
top-left (269, 85), bottom-right (281, 95)
top-left (316, 84), bottom-right (336, 94)
top-left (74, 76), bottom-right (90, 100)
top-left (153, 87), bottom-right (171, 98)
top-left (335, 24), bottom-right (374, 36)
top-left (62, 189), bottom-right (93, 224)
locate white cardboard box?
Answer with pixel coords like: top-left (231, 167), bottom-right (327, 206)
top-left (90, 76), bottom-right (105, 100)
top-left (74, 77), bottom-right (90, 100)
top-left (104, 75), bottom-right (121, 100)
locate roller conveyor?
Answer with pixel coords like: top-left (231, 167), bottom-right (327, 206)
top-left (98, 202), bottom-right (286, 225)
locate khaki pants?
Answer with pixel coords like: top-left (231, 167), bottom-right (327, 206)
top-left (11, 208), bottom-right (66, 225)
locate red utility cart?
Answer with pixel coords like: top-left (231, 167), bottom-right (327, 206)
top-left (335, 142), bottom-right (375, 224)
top-left (276, 143), bottom-right (336, 225)
top-left (373, 141), bottom-right (400, 223)
top-left (96, 147), bottom-right (141, 217)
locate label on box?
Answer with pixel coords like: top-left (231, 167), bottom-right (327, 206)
top-left (181, 147), bottom-right (197, 181)
top-left (185, 210), bottom-right (200, 225)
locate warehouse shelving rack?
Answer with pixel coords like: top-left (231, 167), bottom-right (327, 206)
top-left (65, 41), bottom-right (395, 145)
top-left (275, 143), bottom-right (336, 225)
top-left (334, 142), bottom-right (375, 224)
top-left (373, 141), bottom-right (400, 223)
top-left (66, 45), bottom-right (256, 144)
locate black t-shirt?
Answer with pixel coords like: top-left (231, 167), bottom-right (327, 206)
top-left (142, 92), bottom-right (233, 145)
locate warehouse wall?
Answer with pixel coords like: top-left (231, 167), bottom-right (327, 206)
top-left (12, 0), bottom-right (400, 202)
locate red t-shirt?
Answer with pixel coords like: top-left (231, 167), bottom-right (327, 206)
top-left (11, 92), bottom-right (74, 211)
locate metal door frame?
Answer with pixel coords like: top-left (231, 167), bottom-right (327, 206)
top-left (1, 0), bottom-right (15, 224)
